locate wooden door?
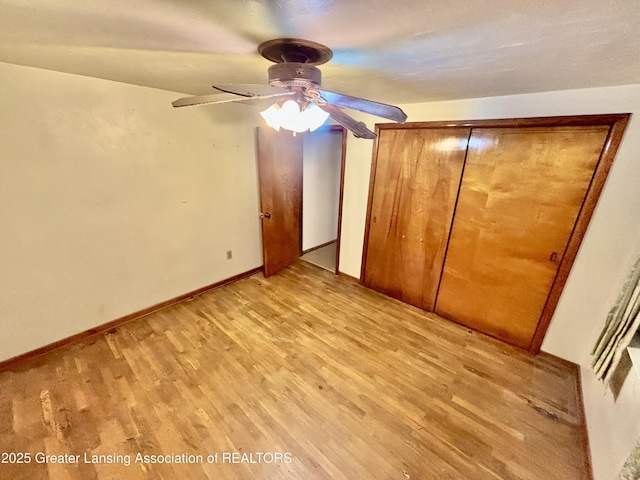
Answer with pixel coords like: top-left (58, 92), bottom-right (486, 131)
top-left (435, 126), bottom-right (609, 349)
top-left (256, 128), bottom-right (303, 277)
top-left (363, 128), bottom-right (470, 310)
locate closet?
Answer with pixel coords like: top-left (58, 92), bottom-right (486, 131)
top-left (361, 115), bottom-right (629, 352)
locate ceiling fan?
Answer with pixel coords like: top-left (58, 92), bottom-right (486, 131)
top-left (172, 38), bottom-right (407, 139)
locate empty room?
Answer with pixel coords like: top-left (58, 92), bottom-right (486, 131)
top-left (1, 1), bottom-right (639, 479)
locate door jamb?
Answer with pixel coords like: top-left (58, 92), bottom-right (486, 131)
top-left (334, 125), bottom-right (348, 275)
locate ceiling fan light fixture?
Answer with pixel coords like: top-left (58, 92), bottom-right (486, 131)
top-left (260, 100), bottom-right (329, 134)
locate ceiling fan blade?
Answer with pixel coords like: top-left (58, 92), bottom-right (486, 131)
top-left (172, 87), bottom-right (293, 108)
top-left (315, 103), bottom-right (377, 139)
top-left (172, 92), bottom-right (252, 108)
top-left (315, 89), bottom-right (407, 124)
top-left (212, 84), bottom-right (293, 97)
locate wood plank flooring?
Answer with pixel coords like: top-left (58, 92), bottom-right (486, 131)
top-left (0, 261), bottom-right (589, 479)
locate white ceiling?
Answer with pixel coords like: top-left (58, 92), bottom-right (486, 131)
top-left (1, 0), bottom-right (639, 105)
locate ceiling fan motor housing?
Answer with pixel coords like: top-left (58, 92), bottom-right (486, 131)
top-left (267, 63), bottom-right (321, 89)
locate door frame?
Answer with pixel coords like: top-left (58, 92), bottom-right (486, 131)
top-left (301, 125), bottom-right (347, 274)
top-left (361, 114), bottom-right (630, 353)
top-left (334, 125), bottom-right (348, 274)
top-left (258, 125), bottom-right (348, 276)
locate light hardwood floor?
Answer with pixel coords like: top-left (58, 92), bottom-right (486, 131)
top-left (0, 261), bottom-right (589, 479)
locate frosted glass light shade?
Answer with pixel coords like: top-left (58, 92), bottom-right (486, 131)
top-left (280, 100), bottom-right (307, 133)
top-left (260, 100), bottom-right (329, 134)
top-left (259, 103), bottom-right (282, 131)
top-left (302, 103), bottom-right (330, 132)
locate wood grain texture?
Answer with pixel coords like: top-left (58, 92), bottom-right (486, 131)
top-left (363, 128), bottom-right (470, 310)
top-left (257, 128), bottom-right (303, 277)
top-left (530, 113), bottom-right (630, 352)
top-left (435, 126), bottom-right (609, 349)
top-left (375, 114), bottom-right (629, 131)
top-left (0, 261), bottom-right (590, 480)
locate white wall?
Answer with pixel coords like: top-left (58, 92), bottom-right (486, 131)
top-left (338, 84), bottom-right (640, 480)
top-left (302, 129), bottom-right (342, 251)
top-left (0, 62), bottom-right (264, 362)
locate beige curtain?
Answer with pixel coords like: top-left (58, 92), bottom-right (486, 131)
top-left (591, 257), bottom-right (640, 393)
top-left (618, 438), bottom-right (640, 480)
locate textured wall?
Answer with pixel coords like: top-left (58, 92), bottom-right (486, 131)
top-left (0, 62), bottom-right (264, 362)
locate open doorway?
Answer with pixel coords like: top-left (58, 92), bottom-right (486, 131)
top-left (300, 126), bottom-right (345, 273)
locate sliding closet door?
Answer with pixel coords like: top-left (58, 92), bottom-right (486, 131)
top-left (435, 126), bottom-right (609, 349)
top-left (363, 128), bottom-right (470, 311)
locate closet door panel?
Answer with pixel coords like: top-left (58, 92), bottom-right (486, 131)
top-left (435, 126), bottom-right (609, 348)
top-left (363, 128), bottom-right (470, 310)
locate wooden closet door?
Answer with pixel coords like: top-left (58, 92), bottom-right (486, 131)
top-left (363, 128), bottom-right (470, 311)
top-left (435, 126), bottom-right (609, 349)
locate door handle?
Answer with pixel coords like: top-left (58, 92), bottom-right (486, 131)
top-left (260, 212), bottom-right (272, 219)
